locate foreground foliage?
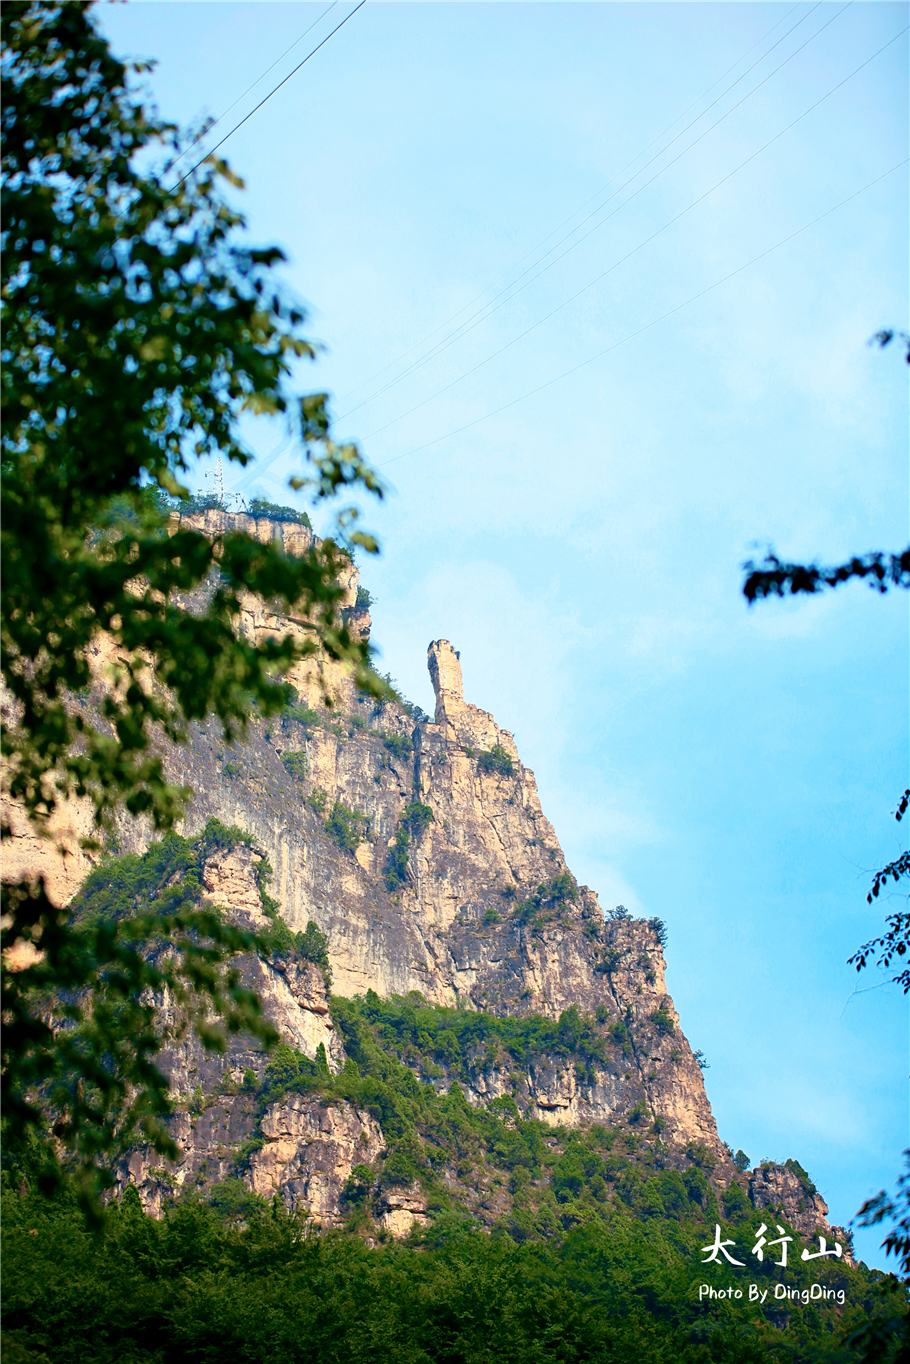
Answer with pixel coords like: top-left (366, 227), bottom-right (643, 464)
top-left (2, 1179), bottom-right (901, 1364)
top-left (2, 821), bottom-right (287, 1214)
top-left (1, 0), bottom-right (385, 1212)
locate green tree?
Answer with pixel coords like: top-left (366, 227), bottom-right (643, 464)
top-left (742, 329), bottom-right (909, 986)
top-left (1, 0), bottom-right (384, 1213)
top-left (743, 329), bottom-right (909, 1316)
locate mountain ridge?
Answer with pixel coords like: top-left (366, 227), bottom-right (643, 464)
top-left (4, 510), bottom-right (850, 1252)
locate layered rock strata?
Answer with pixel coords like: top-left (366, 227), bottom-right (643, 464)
top-left (133, 632), bottom-right (716, 1154)
top-left (5, 513), bottom-right (846, 1245)
top-left (748, 1163), bottom-right (845, 1245)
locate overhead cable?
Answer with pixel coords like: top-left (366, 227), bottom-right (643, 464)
top-left (230, 12), bottom-right (811, 493)
top-left (345, 1), bottom-right (852, 428)
top-left (361, 14), bottom-right (903, 445)
top-left (337, 2), bottom-right (835, 419)
top-left (171, 1), bottom-right (366, 191)
top-left (334, 2), bottom-right (807, 409)
top-left (166, 3), bottom-right (339, 175)
top-left (375, 157), bottom-right (909, 470)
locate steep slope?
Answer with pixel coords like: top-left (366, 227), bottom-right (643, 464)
top-left (4, 511), bottom-right (849, 1251)
top-left (143, 627), bottom-right (718, 1153)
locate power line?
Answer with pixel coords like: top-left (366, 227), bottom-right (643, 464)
top-left (335, 2), bottom-right (827, 418)
top-left (171, 1), bottom-right (366, 191)
top-left (361, 6), bottom-right (895, 446)
top-left (171, 0), bottom-right (343, 501)
top-left (348, 1), bottom-right (850, 427)
top-left (333, 2), bottom-right (807, 410)
top-left (375, 157), bottom-right (908, 471)
top-left (383, 3), bottom-right (841, 391)
top-left (225, 8), bottom-right (816, 493)
top-left (229, 9), bottom-right (807, 492)
top-left (231, 432), bottom-right (295, 493)
top-left (166, 3), bottom-right (339, 175)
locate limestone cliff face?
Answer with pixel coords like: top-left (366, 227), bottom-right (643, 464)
top-left (748, 1164), bottom-right (850, 1249)
top-left (117, 1091), bottom-right (382, 1225)
top-left (4, 513), bottom-right (841, 1242)
top-left (0, 508), bottom-right (363, 906)
top-left (135, 628), bottom-right (718, 1156)
top-left (152, 947), bottom-right (345, 1096)
top-left (247, 1096), bottom-right (385, 1221)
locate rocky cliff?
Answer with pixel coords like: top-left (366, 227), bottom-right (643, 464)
top-left (139, 628), bottom-right (719, 1150)
top-left (5, 511), bottom-right (849, 1250)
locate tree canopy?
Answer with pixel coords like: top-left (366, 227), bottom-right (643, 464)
top-left (2, 0), bottom-right (385, 839)
top-left (741, 329), bottom-right (909, 1296)
top-left (1, 0), bottom-right (385, 1212)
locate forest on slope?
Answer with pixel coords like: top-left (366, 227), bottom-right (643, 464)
top-left (4, 821), bottom-right (900, 1364)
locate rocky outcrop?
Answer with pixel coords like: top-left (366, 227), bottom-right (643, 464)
top-left (151, 864), bottom-right (346, 1100)
top-left (375, 1183), bottom-right (431, 1237)
top-left (115, 1090), bottom-right (381, 1224)
top-left (0, 787), bottom-right (98, 911)
top-left (6, 513), bottom-right (843, 1245)
top-left (174, 506), bottom-right (320, 563)
top-left (202, 842), bottom-right (269, 927)
top-left (117, 1093), bottom-right (260, 1218)
top-left (247, 1096), bottom-right (384, 1221)
top-left (748, 1163), bottom-right (852, 1253)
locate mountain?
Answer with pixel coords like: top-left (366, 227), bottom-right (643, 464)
top-left (6, 511), bottom-right (849, 1252)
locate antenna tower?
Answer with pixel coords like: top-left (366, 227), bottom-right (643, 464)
top-left (205, 456), bottom-right (225, 507)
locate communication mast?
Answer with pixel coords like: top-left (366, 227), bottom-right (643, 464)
top-left (205, 454), bottom-right (249, 511)
top-left (204, 455), bottom-right (225, 506)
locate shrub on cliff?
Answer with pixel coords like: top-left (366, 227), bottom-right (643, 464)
top-left (402, 801), bottom-right (434, 839)
top-left (384, 826), bottom-right (412, 890)
top-left (281, 751), bottom-right (308, 782)
top-left (648, 916), bottom-right (668, 948)
top-left (297, 922), bottom-right (331, 983)
top-left (384, 802), bottom-right (434, 890)
top-left (477, 744), bottom-right (515, 776)
top-left (325, 802), bottom-right (371, 854)
top-left (247, 498), bottom-right (313, 528)
top-left (513, 874), bottom-right (578, 926)
top-left (382, 732), bottom-right (414, 763)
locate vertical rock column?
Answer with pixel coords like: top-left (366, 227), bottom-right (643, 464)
top-left (426, 639), bottom-right (518, 758)
top-left (427, 639), bottom-right (465, 726)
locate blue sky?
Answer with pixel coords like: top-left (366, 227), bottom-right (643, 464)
top-left (99, 1), bottom-right (908, 1268)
